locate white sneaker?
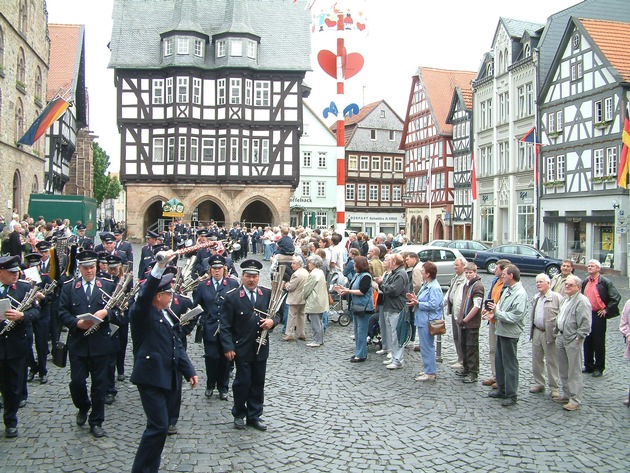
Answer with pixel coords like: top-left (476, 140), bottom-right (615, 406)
top-left (451, 362), bottom-right (463, 369)
top-left (375, 349), bottom-right (387, 355)
top-left (386, 352), bottom-right (393, 359)
top-left (386, 362), bottom-right (404, 370)
top-left (415, 374), bottom-right (436, 381)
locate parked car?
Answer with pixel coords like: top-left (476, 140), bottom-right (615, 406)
top-left (445, 240), bottom-right (489, 261)
top-left (392, 244), bottom-right (464, 288)
top-left (473, 244), bottom-right (563, 277)
top-left (427, 239), bottom-right (451, 247)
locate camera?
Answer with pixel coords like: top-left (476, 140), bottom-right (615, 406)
top-left (484, 299), bottom-right (494, 310)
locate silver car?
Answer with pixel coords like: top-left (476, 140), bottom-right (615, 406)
top-left (392, 245), bottom-right (464, 289)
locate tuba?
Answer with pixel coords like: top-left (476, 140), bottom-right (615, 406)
top-left (254, 265), bottom-right (287, 354)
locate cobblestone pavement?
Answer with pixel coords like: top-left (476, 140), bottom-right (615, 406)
top-left (1, 246), bottom-right (629, 472)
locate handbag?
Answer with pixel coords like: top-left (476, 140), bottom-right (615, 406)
top-left (428, 319), bottom-right (446, 336)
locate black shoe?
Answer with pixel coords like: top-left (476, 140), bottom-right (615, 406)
top-left (247, 419), bottom-right (267, 431)
top-left (76, 411), bottom-right (88, 426)
top-left (18, 400), bottom-right (26, 408)
top-left (350, 357), bottom-right (366, 363)
top-left (205, 388), bottom-right (214, 398)
top-left (455, 370), bottom-right (468, 377)
top-left (4, 427), bottom-right (18, 438)
top-left (501, 398), bottom-right (517, 407)
top-left (233, 418), bottom-right (245, 430)
top-left (104, 394), bottom-right (116, 405)
top-left (219, 392), bottom-right (229, 401)
top-left (27, 370), bottom-right (36, 382)
top-left (40, 374), bottom-right (48, 384)
top-left (582, 367), bottom-right (594, 373)
top-left (117, 374), bottom-right (126, 382)
top-left (90, 425), bottom-right (105, 438)
top-left (592, 370), bottom-right (603, 378)
top-left (488, 391), bottom-right (505, 399)
top-left (167, 424), bottom-right (178, 435)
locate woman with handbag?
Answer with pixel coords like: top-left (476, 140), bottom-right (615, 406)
top-left (336, 256), bottom-right (374, 363)
top-left (407, 261), bottom-right (444, 381)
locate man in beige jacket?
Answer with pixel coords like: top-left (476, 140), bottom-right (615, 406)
top-left (283, 256), bottom-right (309, 341)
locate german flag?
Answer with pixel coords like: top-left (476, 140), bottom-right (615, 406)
top-left (618, 117), bottom-right (630, 189)
top-left (18, 97), bottom-right (70, 146)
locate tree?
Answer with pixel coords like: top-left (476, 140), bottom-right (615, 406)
top-left (93, 141), bottom-right (122, 205)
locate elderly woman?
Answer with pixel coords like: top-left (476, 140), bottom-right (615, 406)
top-left (337, 256), bottom-right (374, 362)
top-left (303, 255), bottom-right (329, 348)
top-left (407, 261), bottom-right (443, 381)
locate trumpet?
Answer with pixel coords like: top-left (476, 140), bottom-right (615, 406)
top-left (0, 281), bottom-right (45, 336)
top-left (179, 273), bottom-right (210, 295)
top-left (84, 268), bottom-right (133, 336)
top-left (255, 265), bottom-right (287, 354)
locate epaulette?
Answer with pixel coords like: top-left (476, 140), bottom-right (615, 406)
top-left (64, 277), bottom-right (77, 285)
top-left (226, 287), bottom-right (238, 294)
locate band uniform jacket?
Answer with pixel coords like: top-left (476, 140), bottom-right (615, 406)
top-left (220, 285), bottom-right (278, 362)
top-left (77, 236), bottom-right (94, 251)
top-left (0, 280), bottom-right (40, 360)
top-left (129, 275), bottom-right (196, 389)
top-left (171, 293), bottom-right (194, 339)
top-left (192, 247), bottom-right (213, 278)
top-left (137, 244), bottom-right (155, 279)
top-left (115, 240), bottom-right (134, 264)
top-left (193, 277), bottom-right (239, 343)
top-left (58, 277), bottom-right (117, 357)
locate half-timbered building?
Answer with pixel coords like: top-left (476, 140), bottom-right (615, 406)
top-left (539, 17), bottom-right (629, 274)
top-left (290, 102), bottom-right (337, 229)
top-left (108, 0), bottom-right (311, 238)
top-left (402, 67), bottom-right (475, 243)
top-left (331, 100), bottom-right (405, 237)
top-left (472, 18), bottom-right (543, 246)
top-left (446, 86), bottom-right (473, 240)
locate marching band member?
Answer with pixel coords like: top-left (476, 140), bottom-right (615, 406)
top-left (58, 250), bottom-right (117, 438)
top-left (130, 250), bottom-right (198, 473)
top-left (137, 230), bottom-right (159, 279)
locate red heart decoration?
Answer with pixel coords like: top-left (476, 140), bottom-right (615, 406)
top-left (325, 18), bottom-right (337, 28)
top-left (318, 49), bottom-right (364, 80)
top-left (357, 22), bottom-right (366, 31)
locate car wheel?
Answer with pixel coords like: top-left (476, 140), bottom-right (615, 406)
top-left (546, 265), bottom-right (560, 277)
top-left (486, 261), bottom-right (497, 274)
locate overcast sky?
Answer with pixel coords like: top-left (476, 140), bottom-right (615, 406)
top-left (46, 0), bottom-right (580, 171)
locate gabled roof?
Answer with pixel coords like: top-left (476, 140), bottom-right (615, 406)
top-left (162, 0), bottom-right (206, 37)
top-left (47, 24), bottom-right (84, 101)
top-left (580, 18), bottom-right (630, 82)
top-left (330, 101), bottom-right (381, 145)
top-left (109, 0), bottom-right (311, 71)
top-left (418, 67), bottom-right (476, 135)
top-left (491, 17), bottom-right (544, 47)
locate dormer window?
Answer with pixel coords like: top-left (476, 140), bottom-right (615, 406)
top-left (177, 37), bottom-right (189, 55)
top-left (486, 62), bottom-right (494, 76)
top-left (164, 38), bottom-right (173, 57)
top-left (247, 40), bottom-right (257, 59)
top-left (524, 44), bottom-right (531, 58)
top-left (194, 39), bottom-right (204, 58)
top-left (230, 39), bottom-right (243, 57)
top-left (216, 40), bottom-right (226, 58)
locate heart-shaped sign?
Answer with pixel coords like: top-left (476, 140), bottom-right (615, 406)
top-left (325, 17), bottom-right (337, 28)
top-left (357, 22), bottom-right (366, 31)
top-left (318, 49), bottom-right (364, 80)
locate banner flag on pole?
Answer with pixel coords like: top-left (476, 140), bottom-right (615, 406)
top-left (617, 116), bottom-right (630, 189)
top-left (17, 97), bottom-right (70, 146)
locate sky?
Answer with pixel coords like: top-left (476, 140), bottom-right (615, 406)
top-left (46, 0), bottom-right (580, 172)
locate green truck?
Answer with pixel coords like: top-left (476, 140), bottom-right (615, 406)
top-left (28, 194), bottom-right (98, 237)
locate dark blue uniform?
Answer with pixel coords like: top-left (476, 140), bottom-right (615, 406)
top-left (137, 245), bottom-right (154, 279)
top-left (0, 280), bottom-right (40, 432)
top-left (58, 277), bottom-right (116, 429)
top-left (220, 285), bottom-right (278, 423)
top-left (76, 236), bottom-right (94, 251)
top-left (27, 273), bottom-right (54, 380)
top-left (193, 276), bottom-right (239, 396)
top-left (130, 272), bottom-right (196, 473)
top-left (115, 240), bottom-right (134, 264)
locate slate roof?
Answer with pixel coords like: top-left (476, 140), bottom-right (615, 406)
top-left (498, 17), bottom-right (544, 41)
top-left (538, 0), bottom-right (630, 87)
top-left (580, 18), bottom-right (630, 83)
top-left (109, 0), bottom-right (311, 71)
top-left (47, 24), bottom-right (84, 101)
top-left (418, 67), bottom-right (476, 135)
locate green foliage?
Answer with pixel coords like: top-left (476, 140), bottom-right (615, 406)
top-left (93, 141), bottom-right (122, 205)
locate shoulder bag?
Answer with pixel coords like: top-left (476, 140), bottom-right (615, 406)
top-left (428, 319), bottom-right (446, 336)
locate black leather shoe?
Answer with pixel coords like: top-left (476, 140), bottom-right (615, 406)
top-left (233, 418), bottom-right (245, 430)
top-left (205, 388), bottom-right (214, 398)
top-left (104, 394), bottom-right (116, 405)
top-left (76, 411), bottom-right (88, 426)
top-left (90, 425), bottom-right (105, 438)
top-left (247, 419), bottom-right (267, 431)
top-left (501, 398), bottom-right (517, 407)
top-left (455, 370), bottom-right (468, 377)
top-left (5, 427), bottom-right (18, 438)
top-left (350, 357), bottom-right (366, 363)
top-left (582, 367), bottom-right (594, 373)
top-left (117, 374), bottom-right (126, 382)
top-left (488, 391), bottom-right (505, 399)
top-left (27, 370), bottom-right (36, 382)
top-left (40, 374), bottom-right (48, 384)
top-left (592, 370), bottom-right (603, 378)
top-left (219, 392), bottom-right (229, 401)
top-left (18, 400), bottom-right (26, 408)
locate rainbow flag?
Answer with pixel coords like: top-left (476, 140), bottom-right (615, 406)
top-left (18, 97), bottom-right (70, 146)
top-left (618, 117), bottom-right (630, 189)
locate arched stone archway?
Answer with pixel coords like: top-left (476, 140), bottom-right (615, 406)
top-left (415, 219), bottom-right (422, 244)
top-left (13, 171), bottom-right (21, 216)
top-left (144, 201), bottom-right (163, 235)
top-left (193, 200), bottom-right (226, 226)
top-left (434, 219), bottom-right (444, 240)
top-left (422, 217), bottom-right (430, 243)
top-left (410, 216), bottom-right (416, 242)
top-left (241, 200), bottom-right (274, 228)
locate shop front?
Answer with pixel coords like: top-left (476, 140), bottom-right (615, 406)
top-left (347, 211), bottom-right (405, 238)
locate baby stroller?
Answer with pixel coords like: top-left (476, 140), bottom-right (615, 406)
top-left (327, 270), bottom-right (351, 327)
top-left (366, 313), bottom-right (382, 350)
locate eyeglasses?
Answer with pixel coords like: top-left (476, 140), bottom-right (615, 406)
top-left (564, 283), bottom-right (576, 287)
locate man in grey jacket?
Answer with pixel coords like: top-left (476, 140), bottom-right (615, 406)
top-left (483, 264), bottom-right (529, 407)
top-left (555, 275), bottom-right (592, 411)
top-left (375, 254), bottom-right (409, 370)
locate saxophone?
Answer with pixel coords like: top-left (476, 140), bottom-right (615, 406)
top-left (0, 280), bottom-right (56, 336)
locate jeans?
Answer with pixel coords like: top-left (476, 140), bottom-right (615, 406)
top-left (416, 325), bottom-right (436, 374)
top-left (495, 335), bottom-right (519, 399)
top-left (353, 312), bottom-right (371, 359)
top-left (263, 244), bottom-right (273, 260)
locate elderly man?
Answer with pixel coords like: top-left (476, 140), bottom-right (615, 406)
top-left (580, 259), bottom-right (620, 377)
top-left (444, 257), bottom-right (467, 369)
top-left (457, 263), bottom-right (484, 383)
top-left (375, 253), bottom-right (409, 370)
top-left (529, 274), bottom-right (563, 398)
top-left (283, 256), bottom-right (309, 341)
top-left (555, 275), bottom-right (592, 411)
top-left (550, 260), bottom-right (573, 293)
top-left (483, 264), bottom-right (529, 407)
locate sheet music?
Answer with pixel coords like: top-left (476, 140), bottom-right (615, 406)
top-left (0, 298), bottom-right (11, 321)
top-left (23, 267), bottom-right (42, 283)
